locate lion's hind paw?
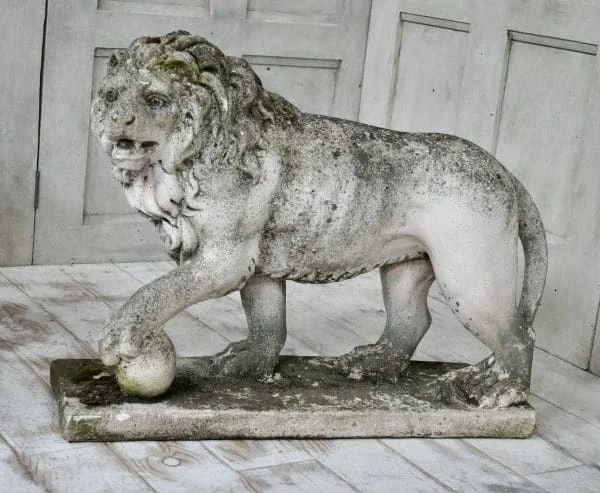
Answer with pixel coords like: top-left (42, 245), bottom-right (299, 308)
top-left (427, 356), bottom-right (529, 408)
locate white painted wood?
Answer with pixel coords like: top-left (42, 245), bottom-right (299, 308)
top-left (239, 459), bottom-right (358, 492)
top-left (0, 0), bottom-right (45, 266)
top-left (112, 442), bottom-right (252, 492)
top-left (0, 435), bottom-right (46, 493)
top-left (301, 439), bottom-right (451, 492)
top-left (528, 465), bottom-right (600, 493)
top-left (530, 349), bottom-right (600, 426)
top-left (389, 17), bottom-right (469, 134)
top-left (465, 436), bottom-right (581, 476)
top-left (34, 0), bottom-right (371, 264)
top-left (591, 336), bottom-right (600, 382)
top-left (246, 56), bottom-right (341, 115)
top-left (204, 440), bottom-right (314, 471)
top-left (531, 395), bottom-right (600, 469)
top-left (204, 438), bottom-right (450, 491)
top-left (383, 439), bottom-right (545, 492)
top-left (247, 0), bottom-right (345, 25)
top-left (98, 0), bottom-right (210, 18)
top-left (360, 0), bottom-right (600, 370)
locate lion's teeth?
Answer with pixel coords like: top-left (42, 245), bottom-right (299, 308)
top-left (112, 147), bottom-right (144, 160)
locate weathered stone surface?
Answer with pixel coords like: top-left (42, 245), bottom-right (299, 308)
top-left (51, 357), bottom-right (535, 441)
top-left (87, 31), bottom-right (549, 410)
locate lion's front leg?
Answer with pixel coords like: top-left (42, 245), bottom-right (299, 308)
top-left (99, 244), bottom-right (257, 368)
top-left (211, 275), bottom-right (286, 378)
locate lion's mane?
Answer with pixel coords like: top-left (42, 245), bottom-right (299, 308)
top-left (105, 31), bottom-right (300, 263)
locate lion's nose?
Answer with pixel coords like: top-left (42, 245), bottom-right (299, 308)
top-left (111, 112), bottom-right (136, 125)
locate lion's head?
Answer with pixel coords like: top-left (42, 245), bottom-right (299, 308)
top-left (91, 31), bottom-right (299, 262)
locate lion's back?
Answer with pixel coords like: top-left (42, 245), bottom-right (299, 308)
top-left (257, 114), bottom-right (518, 281)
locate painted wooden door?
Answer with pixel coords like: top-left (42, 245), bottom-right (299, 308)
top-left (0, 0), bottom-right (46, 265)
top-left (35, 0), bottom-right (371, 264)
top-left (360, 0), bottom-right (600, 370)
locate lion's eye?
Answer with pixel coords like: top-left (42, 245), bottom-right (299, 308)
top-left (145, 93), bottom-right (169, 109)
top-left (105, 89), bottom-right (118, 103)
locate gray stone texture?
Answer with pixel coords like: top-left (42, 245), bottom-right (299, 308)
top-left (88, 31), bottom-right (548, 410)
top-left (51, 357), bottom-right (535, 441)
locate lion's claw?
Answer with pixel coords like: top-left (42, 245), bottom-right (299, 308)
top-left (98, 323), bottom-right (143, 367)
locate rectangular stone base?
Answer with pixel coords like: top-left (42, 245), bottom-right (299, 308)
top-left (51, 357), bottom-right (535, 441)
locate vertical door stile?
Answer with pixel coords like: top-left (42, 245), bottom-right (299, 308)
top-left (0, 0), bottom-right (47, 265)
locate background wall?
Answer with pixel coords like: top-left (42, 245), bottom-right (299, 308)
top-left (0, 0), bottom-right (46, 265)
top-left (1, 0), bottom-right (599, 374)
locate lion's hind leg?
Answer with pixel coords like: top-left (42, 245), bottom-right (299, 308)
top-left (338, 259), bottom-right (435, 382)
top-left (428, 227), bottom-right (534, 408)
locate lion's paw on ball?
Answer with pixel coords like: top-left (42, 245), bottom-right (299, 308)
top-left (115, 331), bottom-right (176, 397)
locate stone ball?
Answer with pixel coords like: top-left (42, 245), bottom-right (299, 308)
top-left (115, 331), bottom-right (176, 398)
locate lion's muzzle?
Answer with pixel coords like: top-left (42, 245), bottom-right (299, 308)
top-left (111, 138), bottom-right (159, 170)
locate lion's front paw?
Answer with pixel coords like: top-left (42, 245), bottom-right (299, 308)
top-left (337, 343), bottom-right (410, 383)
top-left (210, 340), bottom-right (279, 378)
top-left (98, 323), bottom-right (144, 367)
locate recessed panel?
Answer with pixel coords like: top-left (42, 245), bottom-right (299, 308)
top-left (495, 41), bottom-right (595, 238)
top-left (390, 20), bottom-right (469, 134)
top-left (246, 56), bottom-right (340, 116)
top-left (247, 0), bottom-right (345, 25)
top-left (84, 49), bottom-right (137, 222)
top-left (97, 0), bottom-right (209, 17)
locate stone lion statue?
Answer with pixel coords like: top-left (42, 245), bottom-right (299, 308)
top-left (91, 31), bottom-right (547, 407)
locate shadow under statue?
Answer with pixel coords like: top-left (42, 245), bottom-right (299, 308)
top-left (51, 31), bottom-right (547, 440)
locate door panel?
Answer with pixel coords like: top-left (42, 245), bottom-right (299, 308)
top-left (246, 56), bottom-right (341, 116)
top-left (389, 16), bottom-right (470, 134)
top-left (496, 40), bottom-right (594, 238)
top-left (97, 0), bottom-right (211, 17)
top-left (0, 0), bottom-right (46, 265)
top-left (247, 0), bottom-right (345, 24)
top-left (35, 0), bottom-right (372, 264)
top-left (495, 35), bottom-right (599, 367)
top-left (360, 0), bottom-right (600, 370)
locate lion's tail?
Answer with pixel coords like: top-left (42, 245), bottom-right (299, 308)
top-left (514, 177), bottom-right (548, 325)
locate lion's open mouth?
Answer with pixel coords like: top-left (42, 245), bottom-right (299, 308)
top-left (111, 138), bottom-right (159, 169)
